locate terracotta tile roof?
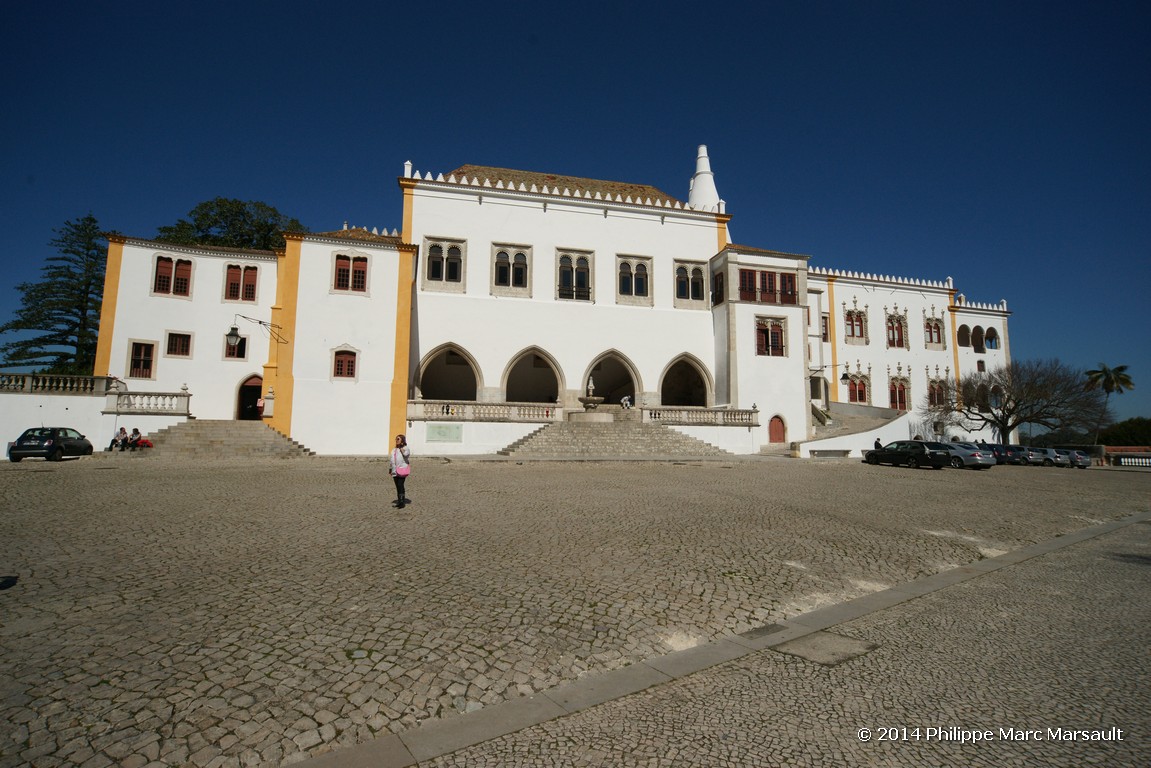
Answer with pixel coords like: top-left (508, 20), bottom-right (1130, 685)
top-left (728, 243), bottom-right (812, 260)
top-left (447, 164), bottom-right (682, 205)
top-left (307, 227), bottom-right (401, 244)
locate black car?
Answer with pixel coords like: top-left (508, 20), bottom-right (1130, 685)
top-left (8, 427), bottom-right (94, 462)
top-left (865, 440), bottom-right (949, 469)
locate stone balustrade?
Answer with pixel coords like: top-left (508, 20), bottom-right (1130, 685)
top-left (408, 400), bottom-right (564, 422)
top-left (644, 406), bottom-right (760, 427)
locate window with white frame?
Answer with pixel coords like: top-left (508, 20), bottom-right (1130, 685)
top-left (845, 373), bottom-right (870, 404)
top-left (492, 245), bottom-right (531, 297)
top-left (844, 302), bottom-right (868, 345)
top-left (924, 315), bottom-right (946, 350)
top-left (616, 256), bottom-right (652, 306)
top-left (333, 350), bottom-right (357, 379)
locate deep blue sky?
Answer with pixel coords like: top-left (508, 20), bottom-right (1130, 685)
top-left (2, 1), bottom-right (1147, 420)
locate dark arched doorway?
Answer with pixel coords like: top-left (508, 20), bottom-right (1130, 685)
top-left (238, 375), bottom-right (262, 420)
top-left (587, 354), bottom-right (636, 404)
top-left (661, 359), bottom-right (707, 406)
top-left (507, 351), bottom-right (561, 403)
top-left (420, 347), bottom-right (478, 400)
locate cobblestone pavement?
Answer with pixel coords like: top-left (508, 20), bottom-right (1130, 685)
top-left (0, 456), bottom-right (1146, 767)
top-left (426, 516), bottom-right (1151, 767)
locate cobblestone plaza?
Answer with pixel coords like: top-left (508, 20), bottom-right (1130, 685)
top-left (1, 457), bottom-right (1147, 767)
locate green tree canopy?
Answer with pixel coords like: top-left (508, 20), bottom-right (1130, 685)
top-left (1084, 363), bottom-right (1135, 442)
top-left (155, 198), bottom-right (308, 251)
top-left (924, 359), bottom-right (1105, 444)
top-left (0, 214), bottom-right (107, 374)
top-left (1099, 417), bottom-right (1151, 446)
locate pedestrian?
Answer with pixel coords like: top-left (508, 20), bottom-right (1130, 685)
top-left (873, 437), bottom-right (882, 450)
top-left (389, 434), bottom-right (411, 509)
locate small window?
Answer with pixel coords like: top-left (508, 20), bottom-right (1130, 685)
top-left (129, 342), bottom-right (155, 378)
top-left (491, 246), bottom-right (531, 297)
top-left (334, 351), bottom-right (357, 378)
top-left (495, 251), bottom-right (511, 286)
top-left (712, 272), bottom-right (725, 305)
top-left (334, 255), bottom-right (368, 293)
top-left (616, 256), bottom-right (651, 306)
top-left (446, 246), bottom-right (462, 282)
top-left (755, 318), bottom-right (786, 357)
top-left (242, 267), bottom-right (258, 301)
top-left (677, 267), bottom-right (690, 299)
top-left (821, 314), bottom-right (829, 342)
top-left (690, 268), bottom-right (704, 301)
top-left (619, 262), bottom-right (633, 295)
top-left (166, 333), bottom-right (191, 357)
top-left (428, 245), bottom-right (444, 281)
top-left (225, 336), bottom-right (248, 360)
top-left (977, 360), bottom-right (986, 372)
top-left (226, 265), bottom-right (242, 300)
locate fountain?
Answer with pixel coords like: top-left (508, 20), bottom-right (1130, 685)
top-left (571, 376), bottom-right (612, 423)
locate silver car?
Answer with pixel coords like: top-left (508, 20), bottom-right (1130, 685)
top-left (1025, 447), bottom-right (1068, 467)
top-left (1056, 449), bottom-right (1091, 469)
top-left (931, 441), bottom-right (996, 470)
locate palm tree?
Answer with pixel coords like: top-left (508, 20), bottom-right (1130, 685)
top-left (1085, 363), bottom-right (1135, 443)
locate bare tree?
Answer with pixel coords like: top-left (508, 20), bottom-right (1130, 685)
top-left (924, 359), bottom-right (1105, 443)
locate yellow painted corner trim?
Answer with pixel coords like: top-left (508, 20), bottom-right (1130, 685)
top-left (267, 236), bottom-right (303, 436)
top-left (947, 290), bottom-right (961, 385)
top-left (93, 237), bottom-right (125, 376)
top-left (826, 277), bottom-right (839, 402)
top-left (390, 244), bottom-right (417, 441)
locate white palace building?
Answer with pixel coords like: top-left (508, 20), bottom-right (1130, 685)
top-left (15, 146), bottom-right (1011, 457)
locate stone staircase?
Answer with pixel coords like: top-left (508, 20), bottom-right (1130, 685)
top-left (104, 420), bottom-right (314, 459)
top-left (498, 418), bottom-right (729, 458)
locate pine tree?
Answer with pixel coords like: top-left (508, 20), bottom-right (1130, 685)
top-left (0, 214), bottom-right (107, 374)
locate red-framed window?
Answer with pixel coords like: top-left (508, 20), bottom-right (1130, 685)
top-left (173, 260), bottom-right (191, 296)
top-left (225, 336), bottom-right (247, 359)
top-left (779, 273), bottom-right (797, 304)
top-left (886, 318), bottom-right (905, 348)
top-left (334, 256), bottom-right (367, 292)
top-left (738, 269), bottom-right (756, 301)
top-left (925, 320), bottom-right (942, 345)
top-left (242, 266), bottom-right (258, 300)
top-left (226, 265), bottom-right (242, 299)
top-left (889, 380), bottom-right (909, 411)
top-left (848, 377), bottom-right (868, 404)
top-left (155, 257), bottom-right (192, 296)
top-left (755, 321), bottom-right (786, 357)
top-left (821, 314), bottom-right (829, 342)
top-left (712, 272), bottom-right (725, 305)
top-left (334, 351), bottom-right (357, 378)
top-left (845, 311), bottom-right (865, 339)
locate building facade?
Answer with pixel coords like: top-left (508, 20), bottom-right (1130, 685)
top-left (89, 146), bottom-right (1011, 456)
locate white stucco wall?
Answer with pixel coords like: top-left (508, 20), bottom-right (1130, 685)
top-left (104, 240), bottom-right (278, 419)
top-left (285, 237), bottom-right (403, 456)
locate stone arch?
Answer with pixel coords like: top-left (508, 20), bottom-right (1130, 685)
top-left (984, 327), bottom-right (1000, 350)
top-left (658, 354), bottom-right (713, 407)
top-left (503, 347), bottom-right (565, 403)
top-left (971, 325), bottom-right (986, 353)
top-left (768, 415), bottom-right (786, 443)
top-left (583, 350), bottom-right (641, 405)
top-left (416, 343), bottom-right (482, 401)
top-left (957, 324), bottom-right (971, 347)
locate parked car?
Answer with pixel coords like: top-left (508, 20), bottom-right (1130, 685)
top-left (865, 440), bottom-right (950, 469)
top-left (935, 441), bottom-right (996, 470)
top-left (1004, 445), bottom-right (1029, 465)
top-left (8, 427), bottom-right (94, 462)
top-left (1024, 447), bottom-right (1068, 467)
top-left (978, 443), bottom-right (1009, 464)
top-left (1056, 449), bottom-right (1092, 469)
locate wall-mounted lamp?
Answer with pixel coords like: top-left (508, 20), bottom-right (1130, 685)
top-left (226, 314), bottom-right (289, 347)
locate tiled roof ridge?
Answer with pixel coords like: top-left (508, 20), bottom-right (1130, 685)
top-left (309, 224), bottom-right (402, 243)
top-left (402, 161), bottom-right (727, 214)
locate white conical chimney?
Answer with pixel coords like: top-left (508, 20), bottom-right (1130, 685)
top-left (687, 145), bottom-right (721, 209)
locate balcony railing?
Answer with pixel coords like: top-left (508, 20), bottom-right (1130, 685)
top-left (408, 400), bottom-right (564, 422)
top-left (0, 373), bottom-right (117, 394)
top-left (737, 289), bottom-right (799, 305)
top-left (644, 406), bottom-right (759, 427)
top-left (105, 391), bottom-right (191, 416)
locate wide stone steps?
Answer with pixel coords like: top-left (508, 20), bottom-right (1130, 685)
top-left (106, 420), bottom-right (314, 459)
top-left (499, 420), bottom-right (729, 458)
